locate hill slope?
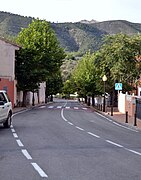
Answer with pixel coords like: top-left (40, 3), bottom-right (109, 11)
top-left (1, 11), bottom-right (141, 54)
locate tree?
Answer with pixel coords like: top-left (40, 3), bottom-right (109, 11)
top-left (45, 70), bottom-right (63, 101)
top-left (16, 19), bottom-right (65, 106)
top-left (94, 33), bottom-right (141, 105)
top-left (71, 52), bottom-right (99, 105)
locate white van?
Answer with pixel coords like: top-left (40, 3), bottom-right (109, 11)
top-left (0, 90), bottom-right (12, 128)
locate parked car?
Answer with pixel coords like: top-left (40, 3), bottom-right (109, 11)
top-left (0, 90), bottom-right (12, 128)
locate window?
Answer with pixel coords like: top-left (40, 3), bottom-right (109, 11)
top-left (0, 93), bottom-right (6, 102)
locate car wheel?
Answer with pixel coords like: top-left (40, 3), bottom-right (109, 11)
top-left (3, 114), bottom-right (12, 128)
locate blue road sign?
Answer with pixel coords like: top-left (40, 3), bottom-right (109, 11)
top-left (115, 83), bottom-right (122, 90)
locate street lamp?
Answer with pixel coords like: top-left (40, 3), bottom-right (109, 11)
top-left (102, 75), bottom-right (107, 112)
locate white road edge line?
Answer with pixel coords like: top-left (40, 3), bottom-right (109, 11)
top-left (11, 128), bottom-right (16, 133)
top-left (31, 163), bottom-right (48, 178)
top-left (21, 149), bottom-right (32, 160)
top-left (12, 109), bottom-right (29, 117)
top-left (75, 126), bottom-right (84, 131)
top-left (87, 132), bottom-right (100, 138)
top-left (95, 112), bottom-right (138, 132)
top-left (13, 133), bottom-right (18, 138)
top-left (106, 140), bottom-right (123, 147)
top-left (16, 139), bottom-right (24, 147)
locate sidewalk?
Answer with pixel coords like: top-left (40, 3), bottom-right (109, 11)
top-left (97, 106), bottom-right (141, 131)
top-left (13, 106), bottom-right (28, 114)
top-left (13, 103), bottom-right (45, 114)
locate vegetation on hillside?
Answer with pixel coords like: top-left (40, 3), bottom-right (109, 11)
top-left (1, 11), bottom-right (141, 55)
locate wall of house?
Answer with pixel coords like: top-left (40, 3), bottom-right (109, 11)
top-left (0, 39), bottom-right (19, 80)
top-left (118, 92), bottom-right (136, 116)
top-left (17, 83), bottom-right (46, 106)
top-left (118, 92), bottom-right (126, 113)
top-left (0, 39), bottom-right (19, 107)
top-left (0, 78), bottom-right (15, 107)
top-left (39, 82), bottom-right (46, 103)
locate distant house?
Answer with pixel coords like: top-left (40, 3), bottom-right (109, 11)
top-left (0, 38), bottom-right (20, 107)
top-left (0, 37), bottom-right (46, 107)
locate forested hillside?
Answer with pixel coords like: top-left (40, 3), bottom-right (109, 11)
top-left (1, 11), bottom-right (141, 54)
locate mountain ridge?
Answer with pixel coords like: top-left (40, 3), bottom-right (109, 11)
top-left (0, 11), bottom-right (141, 54)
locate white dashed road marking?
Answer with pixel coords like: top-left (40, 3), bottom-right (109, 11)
top-left (48, 106), bottom-right (54, 109)
top-left (21, 149), bottom-right (32, 160)
top-left (106, 140), bottom-right (123, 148)
top-left (75, 126), bottom-right (84, 131)
top-left (57, 106), bottom-right (62, 109)
top-left (87, 132), bottom-right (100, 138)
top-left (65, 106), bottom-right (70, 109)
top-left (74, 107), bottom-right (79, 110)
top-left (13, 133), bottom-right (18, 138)
top-left (31, 163), bottom-right (48, 178)
top-left (12, 109), bottom-right (48, 178)
top-left (11, 128), bottom-right (16, 133)
top-left (16, 139), bottom-right (24, 147)
top-left (68, 122), bottom-right (73, 125)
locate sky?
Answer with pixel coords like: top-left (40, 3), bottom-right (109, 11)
top-left (0, 0), bottom-right (141, 23)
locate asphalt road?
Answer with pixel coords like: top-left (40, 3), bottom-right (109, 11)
top-left (1, 99), bottom-right (141, 180)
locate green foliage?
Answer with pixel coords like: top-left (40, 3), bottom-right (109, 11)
top-left (94, 33), bottom-right (141, 93)
top-left (46, 70), bottom-right (63, 96)
top-left (71, 52), bottom-right (99, 96)
top-left (15, 19), bottom-right (65, 105)
top-left (62, 79), bottom-right (75, 95)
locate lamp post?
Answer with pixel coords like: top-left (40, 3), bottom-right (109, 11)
top-left (102, 75), bottom-right (107, 112)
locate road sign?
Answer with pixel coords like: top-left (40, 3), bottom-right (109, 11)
top-left (115, 83), bottom-right (122, 90)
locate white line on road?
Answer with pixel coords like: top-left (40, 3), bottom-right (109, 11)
top-left (87, 132), bottom-right (100, 138)
top-left (57, 106), bottom-right (62, 109)
top-left (106, 140), bottom-right (123, 148)
top-left (82, 107), bottom-right (87, 110)
top-left (68, 122), bottom-right (73, 125)
top-left (74, 107), bottom-right (79, 109)
top-left (13, 133), bottom-right (18, 138)
top-left (11, 128), bottom-right (16, 133)
top-left (16, 139), bottom-right (24, 147)
top-left (95, 112), bottom-right (138, 132)
top-left (31, 163), bottom-right (48, 178)
top-left (21, 149), bottom-right (32, 160)
top-left (48, 106), bottom-right (54, 109)
top-left (12, 109), bottom-right (29, 117)
top-left (61, 109), bottom-right (68, 122)
top-left (39, 106), bottom-right (46, 109)
top-left (125, 148), bottom-right (141, 156)
top-left (113, 122), bottom-right (138, 132)
top-left (65, 106), bottom-right (70, 109)
top-left (75, 126), bottom-right (84, 131)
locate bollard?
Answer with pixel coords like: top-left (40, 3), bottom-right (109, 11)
top-left (134, 113), bottom-right (137, 126)
top-left (100, 104), bottom-right (102, 111)
top-left (125, 111), bottom-right (128, 123)
top-left (111, 105), bottom-right (113, 116)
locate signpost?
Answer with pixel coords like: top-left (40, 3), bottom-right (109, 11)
top-left (115, 83), bottom-right (122, 91)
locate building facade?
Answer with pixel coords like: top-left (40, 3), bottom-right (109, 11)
top-left (0, 38), bottom-right (19, 107)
